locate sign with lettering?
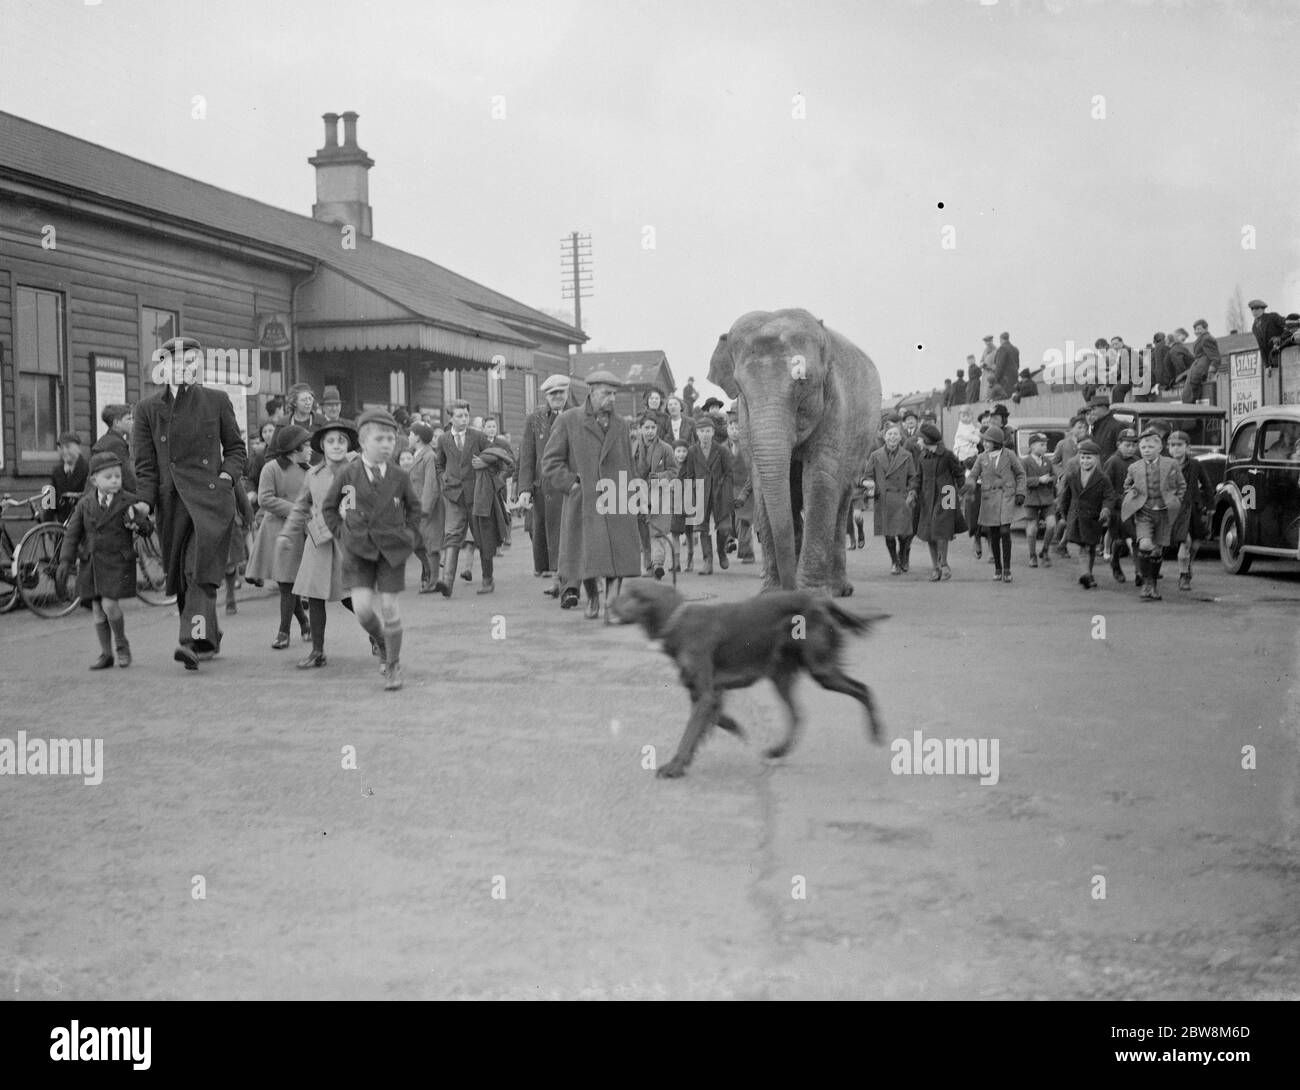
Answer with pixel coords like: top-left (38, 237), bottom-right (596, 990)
top-left (1281, 346), bottom-right (1300, 408)
top-left (257, 314), bottom-right (292, 350)
top-left (91, 353), bottom-right (128, 439)
top-left (1229, 350), bottom-right (1263, 430)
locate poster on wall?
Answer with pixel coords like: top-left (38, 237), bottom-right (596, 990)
top-left (0, 342), bottom-right (5, 471)
top-left (91, 353), bottom-right (128, 439)
top-left (1228, 350), bottom-right (1263, 430)
top-left (207, 383), bottom-right (249, 442)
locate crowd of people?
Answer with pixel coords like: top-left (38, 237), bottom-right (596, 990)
top-left (855, 397), bottom-right (1214, 596)
top-left (939, 304), bottom-right (1300, 408)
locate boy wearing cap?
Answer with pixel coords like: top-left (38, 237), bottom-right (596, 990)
top-left (1059, 439), bottom-right (1114, 589)
top-left (56, 451), bottom-right (152, 668)
top-left (320, 386), bottom-right (344, 423)
top-left (1020, 433), bottom-right (1056, 568)
top-left (1164, 430), bottom-right (1213, 593)
top-left (92, 405), bottom-right (136, 492)
top-left (322, 409), bottom-right (422, 689)
top-left (277, 419), bottom-right (361, 668)
top-left (1121, 428), bottom-right (1186, 601)
top-left (1102, 428), bottom-right (1141, 584)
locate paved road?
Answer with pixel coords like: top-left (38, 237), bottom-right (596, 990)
top-left (1, 534), bottom-right (1297, 999)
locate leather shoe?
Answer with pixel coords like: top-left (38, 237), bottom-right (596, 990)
top-left (542, 584), bottom-right (560, 597)
top-left (174, 646), bottom-right (199, 670)
top-left (384, 663), bottom-right (403, 691)
top-left (225, 601), bottom-right (238, 614)
top-left (88, 653), bottom-right (114, 670)
top-left (419, 580), bottom-right (439, 594)
top-left (297, 649), bottom-right (327, 669)
top-left (271, 631), bottom-right (291, 650)
top-left (460, 569), bottom-right (473, 582)
top-left (560, 588), bottom-right (579, 609)
top-left (476, 578), bottom-right (495, 594)
top-left (433, 579), bottom-right (451, 598)
top-left (116, 644), bottom-right (131, 669)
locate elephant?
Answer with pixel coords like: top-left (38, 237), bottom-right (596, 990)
top-left (709, 309), bottom-right (881, 597)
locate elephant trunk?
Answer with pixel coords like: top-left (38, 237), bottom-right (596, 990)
top-left (750, 414), bottom-right (798, 590)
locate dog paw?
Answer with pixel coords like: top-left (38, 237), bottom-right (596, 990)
top-left (656, 760), bottom-right (687, 779)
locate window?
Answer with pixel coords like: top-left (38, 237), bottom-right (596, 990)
top-left (389, 370), bottom-right (407, 407)
top-left (442, 369), bottom-right (461, 405)
top-left (141, 306), bottom-right (178, 388)
top-left (1142, 415), bottom-right (1223, 450)
top-left (1229, 423), bottom-right (1256, 461)
top-left (259, 350), bottom-right (287, 400)
top-left (1260, 421), bottom-right (1300, 462)
top-left (524, 372), bottom-right (537, 415)
top-left (487, 366), bottom-right (503, 416)
top-left (15, 286), bottom-right (67, 461)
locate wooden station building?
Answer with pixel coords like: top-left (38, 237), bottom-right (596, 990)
top-left (0, 110), bottom-right (584, 488)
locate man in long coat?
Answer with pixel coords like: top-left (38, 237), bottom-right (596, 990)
top-left (431, 399), bottom-right (491, 596)
top-left (133, 337), bottom-right (246, 669)
top-left (541, 370), bottom-right (642, 619)
top-left (518, 373), bottom-right (571, 596)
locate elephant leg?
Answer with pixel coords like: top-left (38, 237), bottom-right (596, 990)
top-left (795, 461), bottom-right (845, 594)
top-left (828, 486), bottom-right (854, 597)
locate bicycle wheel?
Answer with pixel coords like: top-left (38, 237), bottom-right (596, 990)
top-left (15, 523), bottom-right (80, 618)
top-left (135, 529), bottom-right (177, 606)
top-left (0, 531), bottom-right (19, 612)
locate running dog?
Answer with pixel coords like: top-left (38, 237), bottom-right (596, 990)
top-left (609, 582), bottom-right (887, 778)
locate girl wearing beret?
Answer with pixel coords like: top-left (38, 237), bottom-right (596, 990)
top-left (277, 420), bottom-right (360, 668)
top-left (247, 424), bottom-right (313, 648)
top-left (914, 423), bottom-right (963, 581)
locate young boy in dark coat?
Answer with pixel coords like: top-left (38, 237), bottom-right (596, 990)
top-left (1165, 430), bottom-right (1214, 593)
top-left (322, 409), bottom-right (421, 691)
top-left (677, 421), bottom-right (735, 575)
top-left (1101, 428), bottom-right (1140, 585)
top-left (56, 451), bottom-right (153, 668)
top-left (1019, 432), bottom-right (1057, 568)
top-left (1059, 439), bottom-right (1115, 589)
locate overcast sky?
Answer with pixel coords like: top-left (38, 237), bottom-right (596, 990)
top-left (3, 0), bottom-right (1297, 401)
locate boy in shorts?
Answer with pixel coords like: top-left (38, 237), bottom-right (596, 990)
top-left (322, 409), bottom-right (421, 689)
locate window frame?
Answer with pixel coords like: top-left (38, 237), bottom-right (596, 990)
top-left (14, 283), bottom-right (69, 468)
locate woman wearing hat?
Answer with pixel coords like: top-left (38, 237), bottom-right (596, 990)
top-left (246, 423), bottom-right (313, 647)
top-left (966, 425), bottom-right (1027, 583)
top-left (865, 423), bottom-right (919, 575)
top-left (914, 422), bottom-right (963, 581)
top-left (276, 419), bottom-right (360, 668)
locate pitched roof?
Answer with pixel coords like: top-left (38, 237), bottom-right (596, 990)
top-left (573, 351), bottom-right (674, 389)
top-left (0, 111), bottom-right (583, 347)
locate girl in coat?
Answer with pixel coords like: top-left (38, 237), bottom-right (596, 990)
top-left (407, 423), bottom-right (443, 593)
top-left (56, 451), bottom-right (152, 669)
top-left (246, 424), bottom-right (312, 648)
top-left (967, 425), bottom-right (1028, 583)
top-left (865, 424), bottom-right (919, 574)
top-left (1058, 439), bottom-right (1116, 589)
top-left (914, 423), bottom-right (964, 581)
top-left (277, 419), bottom-right (359, 668)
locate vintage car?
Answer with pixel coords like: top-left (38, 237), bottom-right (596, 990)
top-left (1109, 403), bottom-right (1228, 491)
top-left (1216, 405), bottom-right (1300, 574)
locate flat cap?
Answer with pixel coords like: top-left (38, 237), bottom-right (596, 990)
top-left (1138, 426), bottom-right (1162, 441)
top-left (321, 385), bottom-right (342, 403)
top-left (981, 425), bottom-right (1005, 445)
top-left (356, 408), bottom-right (400, 432)
top-left (1089, 393), bottom-right (1111, 408)
top-left (88, 450), bottom-right (122, 474)
top-left (584, 370), bottom-right (623, 388)
top-left (1118, 428), bottom-right (1138, 442)
top-left (539, 373), bottom-right (570, 393)
top-left (1028, 432), bottom-right (1048, 445)
top-left (1077, 439), bottom-right (1101, 455)
top-left (1248, 299), bottom-right (1267, 309)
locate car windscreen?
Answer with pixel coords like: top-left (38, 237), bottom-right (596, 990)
top-left (1017, 430), bottom-right (1066, 457)
top-left (1138, 414), bottom-right (1224, 449)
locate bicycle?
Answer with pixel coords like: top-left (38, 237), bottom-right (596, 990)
top-left (134, 526), bottom-right (176, 607)
top-left (8, 487), bottom-right (81, 618)
top-left (0, 492), bottom-right (46, 613)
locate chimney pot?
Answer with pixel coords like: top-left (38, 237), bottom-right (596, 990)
top-left (341, 111), bottom-right (359, 148)
top-left (322, 112), bottom-right (339, 147)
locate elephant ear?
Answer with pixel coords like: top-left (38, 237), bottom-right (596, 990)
top-left (708, 334), bottom-right (740, 398)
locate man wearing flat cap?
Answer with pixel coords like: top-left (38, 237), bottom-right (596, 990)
top-left (133, 337), bottom-right (246, 669)
top-left (519, 373), bottom-right (572, 595)
top-left (541, 369), bottom-right (642, 619)
top-left (1085, 393), bottom-right (1123, 462)
top-left (320, 386), bottom-right (344, 423)
top-left (1249, 300), bottom-right (1286, 369)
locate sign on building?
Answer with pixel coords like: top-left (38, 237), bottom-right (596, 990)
top-left (1281, 346), bottom-right (1300, 408)
top-left (1228, 349), bottom-right (1263, 430)
top-left (257, 314), bottom-right (292, 351)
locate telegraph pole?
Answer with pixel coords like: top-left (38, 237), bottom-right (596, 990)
top-left (560, 232), bottom-right (592, 373)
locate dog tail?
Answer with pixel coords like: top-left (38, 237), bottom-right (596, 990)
top-left (825, 603), bottom-right (889, 635)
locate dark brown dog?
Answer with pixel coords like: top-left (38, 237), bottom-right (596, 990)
top-left (609, 581), bottom-right (887, 778)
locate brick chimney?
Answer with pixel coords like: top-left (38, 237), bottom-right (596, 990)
top-left (309, 111), bottom-right (373, 238)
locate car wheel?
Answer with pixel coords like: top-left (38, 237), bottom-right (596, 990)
top-left (1219, 508), bottom-right (1252, 575)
